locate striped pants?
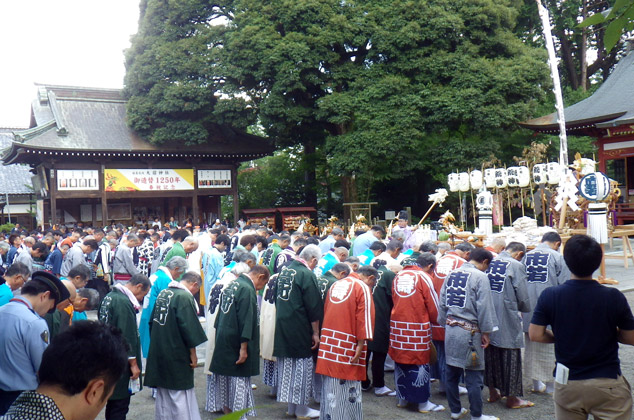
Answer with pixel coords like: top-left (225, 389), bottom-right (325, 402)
top-left (277, 357), bottom-right (314, 405)
top-left (320, 376), bottom-right (363, 420)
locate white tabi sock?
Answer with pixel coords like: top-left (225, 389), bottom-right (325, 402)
top-left (545, 381), bottom-right (555, 393)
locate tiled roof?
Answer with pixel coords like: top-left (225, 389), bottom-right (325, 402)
top-left (0, 130), bottom-right (34, 195)
top-left (5, 84), bottom-right (274, 164)
top-left (520, 51), bottom-right (634, 134)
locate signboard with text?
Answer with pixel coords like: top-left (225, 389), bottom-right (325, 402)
top-left (57, 170), bottom-right (99, 191)
top-left (104, 169), bottom-right (194, 192)
top-left (197, 169), bottom-right (232, 188)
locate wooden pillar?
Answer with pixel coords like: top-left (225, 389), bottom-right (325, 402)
top-left (232, 192), bottom-right (239, 224)
top-left (232, 164), bottom-right (239, 224)
top-left (100, 163), bottom-right (108, 227)
top-left (50, 167), bottom-right (57, 228)
top-left (192, 194), bottom-right (199, 226)
top-left (192, 166), bottom-right (199, 225)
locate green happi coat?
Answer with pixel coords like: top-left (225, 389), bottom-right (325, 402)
top-left (44, 309), bottom-right (71, 339)
top-left (368, 265), bottom-right (395, 353)
top-left (144, 285), bottom-right (207, 390)
top-left (317, 271), bottom-right (338, 303)
top-left (44, 311), bottom-right (61, 339)
top-left (400, 251), bottom-right (421, 267)
top-left (210, 274), bottom-right (259, 378)
top-left (159, 242), bottom-right (186, 266)
top-left (261, 242), bottom-right (282, 275)
top-left (98, 288), bottom-right (142, 400)
top-left (273, 260), bottom-right (322, 359)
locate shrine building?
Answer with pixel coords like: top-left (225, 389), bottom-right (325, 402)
top-left (2, 84), bottom-right (274, 228)
top-left (520, 51), bottom-right (634, 202)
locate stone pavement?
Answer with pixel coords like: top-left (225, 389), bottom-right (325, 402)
top-left (596, 237), bottom-right (634, 292)
top-left (99, 299), bottom-right (634, 420)
top-left (92, 240), bottom-right (634, 420)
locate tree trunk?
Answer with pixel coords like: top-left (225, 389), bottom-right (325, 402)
top-left (555, 29), bottom-right (580, 90)
top-left (304, 140), bottom-right (318, 208)
top-left (325, 167), bottom-right (333, 217)
top-left (341, 175), bottom-right (358, 223)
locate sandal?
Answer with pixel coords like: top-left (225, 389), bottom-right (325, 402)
top-left (530, 383), bottom-right (547, 394)
top-left (450, 408), bottom-right (469, 420)
top-left (508, 399), bottom-right (535, 409)
top-left (418, 402), bottom-right (446, 413)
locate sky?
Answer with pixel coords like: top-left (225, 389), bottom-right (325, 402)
top-left (0, 1), bottom-right (140, 128)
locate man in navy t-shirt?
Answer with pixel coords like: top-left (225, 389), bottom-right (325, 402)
top-left (529, 234), bottom-right (634, 420)
top-left (44, 244), bottom-right (69, 278)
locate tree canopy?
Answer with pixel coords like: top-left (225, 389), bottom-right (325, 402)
top-left (123, 0), bottom-right (625, 219)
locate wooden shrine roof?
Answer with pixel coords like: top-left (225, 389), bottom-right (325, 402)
top-left (519, 51), bottom-right (634, 136)
top-left (0, 129), bottom-right (34, 195)
top-left (4, 84), bottom-right (274, 165)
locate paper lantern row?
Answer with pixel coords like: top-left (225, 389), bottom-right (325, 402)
top-left (447, 162), bottom-right (579, 192)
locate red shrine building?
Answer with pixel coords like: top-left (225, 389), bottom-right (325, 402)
top-left (2, 84), bottom-right (273, 228)
top-left (520, 51), bottom-right (634, 202)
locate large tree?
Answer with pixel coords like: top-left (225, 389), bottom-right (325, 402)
top-left (222, 0), bottom-right (548, 203)
top-left (124, 0), bottom-right (254, 145)
top-left (515, 0), bottom-right (629, 91)
top-left (125, 0), bottom-right (549, 211)
top-left (321, 0), bottom-right (548, 199)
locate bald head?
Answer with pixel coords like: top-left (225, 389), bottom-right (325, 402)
top-left (59, 279), bottom-right (77, 310)
top-left (334, 247), bottom-right (349, 262)
top-left (182, 236), bottom-right (199, 254)
top-left (490, 238), bottom-right (506, 253)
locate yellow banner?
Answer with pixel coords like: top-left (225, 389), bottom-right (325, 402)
top-left (104, 169), bottom-right (194, 192)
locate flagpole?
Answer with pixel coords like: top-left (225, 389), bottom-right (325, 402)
top-left (536, 0), bottom-right (568, 168)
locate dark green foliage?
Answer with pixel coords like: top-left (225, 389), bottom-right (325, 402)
top-left (124, 0), bottom-right (619, 217)
top-left (124, 0), bottom-right (256, 145)
top-left (516, 0), bottom-right (626, 89)
top-left (579, 0), bottom-right (634, 52)
top-left (237, 149), bottom-right (307, 209)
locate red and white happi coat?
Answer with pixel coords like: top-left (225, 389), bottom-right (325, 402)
top-left (431, 252), bottom-right (466, 341)
top-left (316, 275), bottom-right (375, 381)
top-left (388, 267), bottom-right (439, 365)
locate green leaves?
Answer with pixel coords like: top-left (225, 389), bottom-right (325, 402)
top-left (578, 0), bottom-right (634, 53)
top-left (216, 407), bottom-right (260, 419)
top-left (124, 0), bottom-right (554, 209)
top-left (238, 148), bottom-right (308, 208)
top-left (578, 12), bottom-right (606, 28)
top-left (610, 0), bottom-right (630, 18)
top-left (604, 16), bottom-right (628, 52)
top-left (124, 0), bottom-right (246, 145)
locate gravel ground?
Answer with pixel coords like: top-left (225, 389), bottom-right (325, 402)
top-left (97, 290), bottom-right (634, 420)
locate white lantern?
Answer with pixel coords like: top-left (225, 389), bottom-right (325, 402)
top-left (518, 166), bottom-right (530, 188)
top-left (476, 190), bottom-right (494, 237)
top-left (533, 163), bottom-right (547, 185)
top-left (547, 162), bottom-right (561, 185)
top-left (476, 189), bottom-right (493, 210)
top-left (458, 172), bottom-right (470, 192)
top-left (448, 173), bottom-right (459, 192)
top-left (494, 168), bottom-right (508, 188)
top-left (578, 172), bottom-right (611, 202)
top-left (507, 167), bottom-right (520, 187)
top-left (470, 170), bottom-right (483, 190)
top-left (484, 168), bottom-right (496, 188)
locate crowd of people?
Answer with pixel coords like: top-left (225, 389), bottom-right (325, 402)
top-left (0, 212), bottom-right (633, 420)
